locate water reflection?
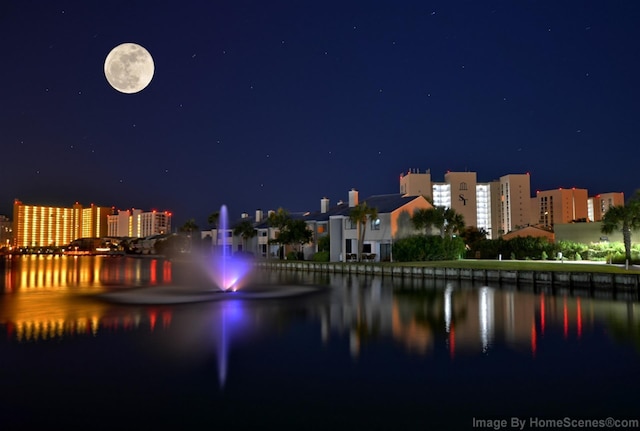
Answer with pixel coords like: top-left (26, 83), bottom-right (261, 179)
top-left (0, 256), bottom-right (176, 342)
top-left (0, 256), bottom-right (639, 361)
top-left (314, 273), bottom-right (640, 358)
top-left (1, 255), bottom-right (172, 291)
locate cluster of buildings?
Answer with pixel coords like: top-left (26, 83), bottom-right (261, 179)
top-left (1, 168), bottom-right (626, 259)
top-left (4, 200), bottom-right (172, 250)
top-left (399, 169), bottom-right (623, 235)
top-left (202, 169), bottom-right (625, 262)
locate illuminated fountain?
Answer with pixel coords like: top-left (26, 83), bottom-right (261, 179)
top-left (91, 205), bottom-right (326, 388)
top-left (206, 205), bottom-right (252, 292)
top-left (97, 205), bottom-right (320, 304)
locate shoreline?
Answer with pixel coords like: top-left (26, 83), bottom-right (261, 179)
top-left (255, 260), bottom-right (640, 298)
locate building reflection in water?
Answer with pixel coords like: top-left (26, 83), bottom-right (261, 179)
top-left (0, 256), bottom-right (174, 342)
top-left (2, 255), bottom-right (173, 291)
top-left (1, 258), bottom-right (638, 364)
top-left (317, 274), bottom-right (639, 359)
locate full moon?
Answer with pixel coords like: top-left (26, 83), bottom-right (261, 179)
top-left (104, 43), bottom-right (154, 94)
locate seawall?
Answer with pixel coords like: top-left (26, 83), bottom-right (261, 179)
top-left (255, 260), bottom-right (640, 295)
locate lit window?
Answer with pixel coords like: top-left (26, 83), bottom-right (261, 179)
top-left (371, 218), bottom-right (381, 230)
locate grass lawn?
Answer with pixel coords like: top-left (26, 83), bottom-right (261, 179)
top-left (383, 259), bottom-right (640, 274)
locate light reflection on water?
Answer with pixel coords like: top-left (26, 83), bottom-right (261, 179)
top-left (1, 256), bottom-right (640, 429)
top-left (0, 256), bottom-right (639, 356)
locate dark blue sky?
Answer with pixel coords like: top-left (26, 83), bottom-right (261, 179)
top-left (1, 1), bottom-right (638, 227)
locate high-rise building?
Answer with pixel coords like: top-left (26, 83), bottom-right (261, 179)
top-left (12, 200), bottom-right (112, 248)
top-left (400, 169), bottom-right (521, 238)
top-left (587, 192), bottom-right (625, 222)
top-left (443, 171), bottom-right (478, 232)
top-left (0, 215), bottom-right (12, 248)
top-left (12, 200), bottom-right (171, 247)
top-left (499, 174), bottom-right (532, 235)
top-left (399, 169), bottom-right (432, 197)
top-left (82, 204), bottom-right (112, 238)
top-left (107, 210), bottom-right (132, 237)
top-left (531, 188), bottom-right (589, 228)
top-left (107, 209), bottom-right (172, 237)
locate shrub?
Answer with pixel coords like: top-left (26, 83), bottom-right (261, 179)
top-left (317, 235), bottom-right (330, 253)
top-left (610, 252), bottom-right (640, 265)
top-left (470, 236), bottom-right (558, 260)
top-left (392, 235), bottom-right (465, 262)
top-left (312, 251), bottom-right (329, 262)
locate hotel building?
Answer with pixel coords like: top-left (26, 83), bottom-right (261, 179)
top-left (107, 209), bottom-right (172, 238)
top-left (0, 215), bottom-right (12, 248)
top-left (400, 169), bottom-right (530, 238)
top-left (587, 192), bottom-right (624, 222)
top-left (531, 188), bottom-right (589, 228)
top-left (12, 200), bottom-right (112, 248)
top-left (499, 174), bottom-right (532, 234)
top-left (12, 200), bottom-right (172, 248)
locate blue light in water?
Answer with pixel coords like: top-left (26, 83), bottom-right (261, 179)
top-left (208, 205), bottom-right (253, 291)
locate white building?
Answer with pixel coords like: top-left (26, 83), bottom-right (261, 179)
top-left (325, 190), bottom-right (432, 262)
top-left (107, 209), bottom-right (172, 238)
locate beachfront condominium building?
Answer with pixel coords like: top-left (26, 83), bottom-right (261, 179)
top-left (531, 188), bottom-right (589, 228)
top-left (400, 169), bottom-right (519, 238)
top-left (107, 209), bottom-right (172, 238)
top-left (0, 215), bottom-right (12, 248)
top-left (499, 174), bottom-right (532, 235)
top-left (588, 192), bottom-right (625, 222)
top-left (399, 168), bottom-right (432, 198)
top-left (12, 200), bottom-right (112, 248)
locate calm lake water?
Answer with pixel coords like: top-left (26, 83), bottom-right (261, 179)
top-left (1, 255), bottom-right (639, 430)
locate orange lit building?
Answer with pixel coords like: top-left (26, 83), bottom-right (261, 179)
top-left (588, 192), bottom-right (624, 221)
top-left (499, 174), bottom-right (532, 235)
top-left (399, 169), bottom-right (518, 239)
top-left (0, 215), bottom-right (11, 248)
top-left (531, 188), bottom-right (589, 228)
top-left (12, 200), bottom-right (113, 248)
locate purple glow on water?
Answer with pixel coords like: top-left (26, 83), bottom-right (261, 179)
top-left (209, 205), bottom-right (252, 291)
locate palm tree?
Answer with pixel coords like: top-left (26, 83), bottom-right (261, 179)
top-left (233, 219), bottom-right (257, 254)
top-left (412, 208), bottom-right (441, 235)
top-left (349, 202), bottom-right (378, 261)
top-left (412, 206), bottom-right (464, 238)
top-left (179, 218), bottom-right (199, 252)
top-left (443, 208), bottom-right (465, 238)
top-left (601, 191), bottom-right (640, 267)
top-left (208, 211), bottom-right (220, 248)
top-left (179, 219), bottom-right (199, 236)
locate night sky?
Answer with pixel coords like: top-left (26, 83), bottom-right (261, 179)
top-left (2, 1), bottom-right (639, 227)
